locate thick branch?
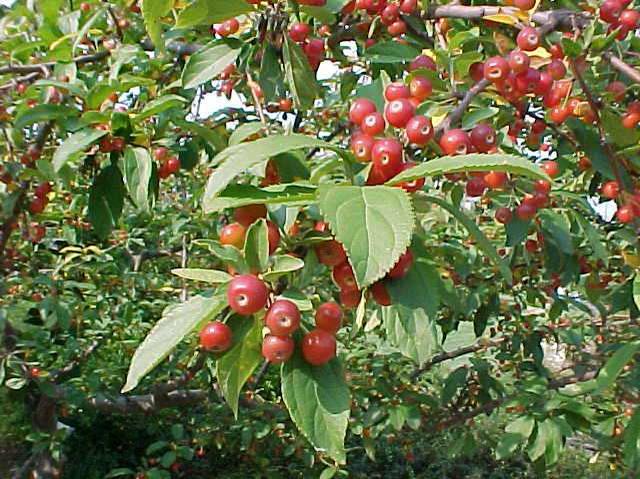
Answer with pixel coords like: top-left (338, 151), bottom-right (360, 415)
top-left (0, 51), bottom-right (109, 76)
top-left (436, 78), bottom-right (490, 136)
top-left (603, 53), bottom-right (640, 85)
top-left (411, 337), bottom-right (505, 380)
top-left (87, 389), bottom-right (208, 413)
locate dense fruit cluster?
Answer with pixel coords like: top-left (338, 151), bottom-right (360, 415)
top-left (219, 204), bottom-right (280, 254)
top-left (153, 146), bottom-right (181, 179)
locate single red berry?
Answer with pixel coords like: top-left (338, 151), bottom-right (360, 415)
top-left (289, 23), bottom-right (311, 42)
top-left (469, 62), bottom-right (484, 82)
top-left (262, 335), bottom-right (294, 364)
top-left (616, 204), bottom-right (635, 223)
top-left (514, 0), bottom-right (535, 10)
top-left (165, 156), bottom-right (180, 175)
top-left (227, 275), bottom-right (269, 315)
top-left (385, 82), bottom-right (411, 101)
top-left (495, 207), bottom-right (513, 224)
top-left (397, 161), bottom-right (425, 192)
top-left (34, 182), bottom-right (52, 199)
top-left (440, 129), bottom-right (471, 156)
top-left (216, 18), bottom-right (240, 37)
top-left (534, 179), bottom-right (551, 194)
top-left (546, 59), bottom-right (567, 80)
top-left (470, 123), bottom-right (496, 153)
top-left (549, 43), bottom-right (564, 59)
top-left (370, 281), bottom-right (391, 306)
top-left (234, 204), bottom-right (267, 226)
top-left (265, 299), bottom-right (301, 336)
top-left (29, 367), bottom-right (41, 378)
top-left (541, 160), bottom-right (559, 177)
top-left (410, 55), bottom-right (436, 71)
top-left (508, 50), bottom-right (530, 74)
top-left (484, 171), bottom-right (507, 189)
top-left (405, 115), bottom-right (433, 146)
top-left (601, 181), bottom-right (620, 199)
top-left (549, 105), bottom-right (571, 124)
top-left (351, 133), bottom-right (375, 162)
top-left (600, 0), bottom-right (624, 23)
top-left (199, 321), bottom-right (233, 352)
top-left (153, 146), bottom-right (169, 161)
top-left (349, 98), bottom-right (377, 125)
top-left (339, 287), bottom-right (361, 309)
top-left (384, 98), bottom-right (415, 128)
top-left (483, 56), bottom-right (510, 83)
top-left (516, 26), bottom-right (540, 51)
top-left (534, 72), bottom-right (553, 96)
top-left (333, 262), bottom-right (358, 290)
top-left (29, 197), bottom-right (45, 215)
top-left (361, 112), bottom-right (386, 136)
top-left (399, 0), bottom-right (417, 14)
top-left (620, 9), bottom-right (640, 29)
top-left (315, 240), bottom-right (347, 267)
top-left (515, 68), bottom-right (541, 93)
top-left (525, 239), bottom-right (538, 253)
top-left (388, 249), bottom-right (413, 279)
top-left (622, 112), bottom-right (640, 129)
top-left (516, 202), bottom-right (537, 221)
top-left (302, 329), bottom-right (337, 365)
top-left (466, 176), bottom-right (487, 197)
top-left (409, 76), bottom-right (433, 101)
top-left (279, 98), bottom-right (293, 112)
top-left (220, 222), bottom-right (247, 249)
top-left (315, 302), bottom-right (343, 334)
top-left (387, 19), bottom-right (407, 36)
top-left (606, 81), bottom-right (626, 102)
top-left (381, 3), bottom-right (400, 25)
top-left (372, 138), bottom-right (404, 178)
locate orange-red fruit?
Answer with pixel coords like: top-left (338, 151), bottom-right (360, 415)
top-left (495, 207), bottom-right (513, 224)
top-left (262, 335), bottom-right (294, 364)
top-left (199, 321), bottom-right (233, 352)
top-left (516, 26), bottom-right (540, 51)
top-left (265, 299), bottom-right (301, 336)
top-left (339, 288), bottom-right (361, 309)
top-left (349, 98), bottom-right (377, 125)
top-left (234, 204), bottom-right (267, 226)
top-left (622, 112), bottom-right (640, 129)
top-left (226, 275), bottom-right (269, 315)
top-left (220, 222), bottom-right (247, 249)
top-left (301, 329), bottom-right (337, 365)
top-left (601, 181), bottom-right (620, 199)
top-left (315, 302), bottom-right (343, 334)
top-left (333, 262), bottom-right (358, 290)
top-left (405, 115), bottom-right (433, 146)
top-left (484, 171), bottom-right (507, 189)
top-left (541, 160), bottom-right (560, 177)
top-left (267, 220), bottom-right (280, 254)
top-left (440, 129), bottom-right (471, 156)
top-left (616, 204), bottom-right (635, 223)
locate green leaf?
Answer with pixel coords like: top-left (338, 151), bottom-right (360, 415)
top-left (216, 315), bottom-right (263, 417)
top-left (263, 255), bottom-right (305, 281)
top-left (505, 217), bottom-right (530, 247)
top-left (595, 341), bottom-right (640, 393)
top-left (171, 268), bottom-right (232, 284)
top-left (134, 94), bottom-right (187, 122)
top-left (52, 128), bottom-right (107, 172)
top-left (33, 79), bottom-right (86, 98)
top-left (461, 107), bottom-right (499, 130)
top-left (176, 0), bottom-right (252, 28)
top-left (229, 122), bottom-right (265, 146)
top-left (88, 165), bottom-right (126, 240)
top-left (122, 294), bottom-right (226, 393)
top-left (318, 185), bottom-right (415, 289)
top-left (283, 36), bottom-right (319, 110)
top-left (181, 42), bottom-right (241, 89)
top-left (388, 153), bottom-right (550, 186)
top-left (243, 219), bottom-right (270, 273)
top-left (14, 104), bottom-right (79, 129)
top-left (123, 147), bottom-right (153, 213)
top-left (382, 305), bottom-right (440, 365)
top-left (539, 210), bottom-right (573, 255)
top-left (364, 41), bottom-right (420, 63)
top-left (623, 408), bottom-right (640, 468)
top-left (634, 276), bottom-right (640, 311)
top-left (202, 135), bottom-right (333, 212)
top-left (423, 196), bottom-right (512, 284)
top-left (204, 183), bottom-right (316, 213)
top-left (566, 118), bottom-right (617, 181)
top-left (497, 416), bottom-right (535, 460)
top-left (573, 212), bottom-right (608, 266)
top-left (281, 352), bottom-right (350, 463)
top-left (110, 45), bottom-right (142, 81)
top-left (142, 0), bottom-right (172, 50)
top-left (259, 45), bottom-right (285, 102)
top-left (386, 259), bottom-right (441, 318)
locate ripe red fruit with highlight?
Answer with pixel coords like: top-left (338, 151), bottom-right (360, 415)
top-left (349, 98), bottom-right (377, 125)
top-left (302, 329), bottom-right (337, 365)
top-left (405, 115), bottom-right (433, 146)
top-left (384, 98), bottom-right (415, 128)
top-left (333, 262), bottom-right (358, 290)
top-left (470, 123), bottom-right (497, 153)
top-left (227, 275), bottom-right (269, 315)
top-left (262, 335), bottom-right (294, 364)
top-left (199, 321), bottom-right (232, 352)
top-left (265, 299), bottom-right (301, 336)
top-left (440, 129), bottom-right (471, 156)
top-left (315, 240), bottom-right (347, 267)
top-left (372, 138), bottom-right (404, 178)
top-left (220, 222), bottom-right (247, 249)
top-left (315, 302), bottom-right (343, 334)
top-left (517, 26), bottom-right (540, 51)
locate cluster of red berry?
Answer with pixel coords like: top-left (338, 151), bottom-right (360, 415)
top-left (153, 146), bottom-right (181, 179)
top-left (353, 0), bottom-right (418, 37)
top-left (288, 23), bottom-right (326, 71)
top-left (98, 135), bottom-right (126, 154)
top-left (599, 0), bottom-right (640, 40)
top-left (199, 272), bottom-right (344, 366)
top-left (599, 180), bottom-right (640, 223)
top-left (218, 204), bottom-right (280, 253)
top-left (314, 228), bottom-right (413, 309)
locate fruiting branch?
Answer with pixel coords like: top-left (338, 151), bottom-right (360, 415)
top-left (436, 79), bottom-right (490, 137)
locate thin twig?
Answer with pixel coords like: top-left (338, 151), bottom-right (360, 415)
top-left (436, 78), bottom-right (490, 136)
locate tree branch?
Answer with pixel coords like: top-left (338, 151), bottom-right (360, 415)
top-left (603, 53), bottom-right (640, 85)
top-left (436, 78), bottom-right (490, 136)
